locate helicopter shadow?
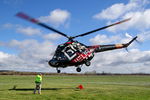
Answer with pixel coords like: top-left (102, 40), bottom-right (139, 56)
top-left (9, 85), bottom-right (78, 91)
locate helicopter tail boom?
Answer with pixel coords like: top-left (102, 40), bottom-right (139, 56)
top-left (88, 36), bottom-right (138, 53)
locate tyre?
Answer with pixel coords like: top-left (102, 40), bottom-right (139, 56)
top-left (76, 67), bottom-right (81, 72)
top-left (57, 70), bottom-right (61, 73)
top-left (85, 61), bottom-right (91, 66)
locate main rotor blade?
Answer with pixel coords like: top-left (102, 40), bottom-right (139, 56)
top-left (16, 12), bottom-right (69, 38)
top-left (73, 18), bottom-right (131, 38)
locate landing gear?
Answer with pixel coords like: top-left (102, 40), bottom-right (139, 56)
top-left (56, 68), bottom-right (61, 73)
top-left (57, 70), bottom-right (61, 73)
top-left (76, 67), bottom-right (81, 72)
top-left (76, 65), bottom-right (83, 72)
top-left (85, 61), bottom-right (91, 66)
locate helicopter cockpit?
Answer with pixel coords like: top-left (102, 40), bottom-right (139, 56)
top-left (48, 42), bottom-right (75, 67)
top-left (49, 41), bottom-right (87, 67)
top-left (53, 42), bottom-right (78, 61)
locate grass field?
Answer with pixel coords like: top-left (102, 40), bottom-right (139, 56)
top-left (0, 75), bottom-right (150, 100)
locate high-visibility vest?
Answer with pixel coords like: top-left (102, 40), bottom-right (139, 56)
top-left (35, 75), bottom-right (42, 83)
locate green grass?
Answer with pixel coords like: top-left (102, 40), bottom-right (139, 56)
top-left (0, 75), bottom-right (150, 100)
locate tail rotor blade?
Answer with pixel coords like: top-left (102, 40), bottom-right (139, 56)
top-left (135, 39), bottom-right (142, 44)
top-left (125, 33), bottom-right (133, 38)
top-left (125, 47), bottom-right (129, 52)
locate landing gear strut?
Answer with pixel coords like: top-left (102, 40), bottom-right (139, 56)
top-left (56, 68), bottom-right (61, 73)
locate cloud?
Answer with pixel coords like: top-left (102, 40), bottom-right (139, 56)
top-left (137, 31), bottom-right (150, 42)
top-left (88, 49), bottom-right (150, 73)
top-left (39, 9), bottom-right (70, 27)
top-left (1, 38), bottom-right (150, 73)
top-left (93, 2), bottom-right (138, 20)
top-left (1, 23), bottom-right (13, 29)
top-left (7, 39), bottom-right (55, 58)
top-left (89, 34), bottom-right (121, 44)
top-left (94, 3), bottom-right (126, 20)
top-left (93, 0), bottom-right (150, 32)
top-left (0, 23), bottom-right (21, 30)
top-left (93, 0), bottom-right (148, 20)
top-left (112, 31), bottom-right (150, 45)
top-left (42, 33), bottom-right (62, 40)
top-left (87, 33), bottom-right (150, 73)
top-left (0, 39), bottom-right (57, 72)
top-left (1, 23), bottom-right (42, 36)
top-left (107, 9), bottom-right (150, 32)
top-left (0, 51), bottom-right (11, 61)
top-left (16, 26), bottom-right (42, 36)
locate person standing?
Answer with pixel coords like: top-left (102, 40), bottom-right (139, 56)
top-left (33, 73), bottom-right (42, 94)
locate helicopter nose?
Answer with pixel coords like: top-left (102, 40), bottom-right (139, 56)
top-left (48, 60), bottom-right (59, 67)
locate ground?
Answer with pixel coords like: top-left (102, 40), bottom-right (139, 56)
top-left (0, 75), bottom-right (150, 100)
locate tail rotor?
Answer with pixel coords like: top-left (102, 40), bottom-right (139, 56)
top-left (125, 33), bottom-right (141, 44)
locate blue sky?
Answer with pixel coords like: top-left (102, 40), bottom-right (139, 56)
top-left (0, 0), bottom-right (150, 73)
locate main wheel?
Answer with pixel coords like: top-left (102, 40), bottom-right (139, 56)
top-left (76, 67), bottom-right (81, 72)
top-left (57, 70), bottom-right (61, 73)
top-left (85, 61), bottom-right (91, 66)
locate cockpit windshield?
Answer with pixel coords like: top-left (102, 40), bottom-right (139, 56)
top-left (53, 44), bottom-right (66, 60)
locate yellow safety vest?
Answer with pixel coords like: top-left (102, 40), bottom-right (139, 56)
top-left (35, 75), bottom-right (42, 83)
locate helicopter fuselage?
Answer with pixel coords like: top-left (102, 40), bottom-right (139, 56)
top-left (48, 41), bottom-right (95, 68)
top-left (48, 36), bottom-right (138, 73)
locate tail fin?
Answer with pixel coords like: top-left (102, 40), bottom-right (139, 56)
top-left (124, 36), bottom-right (138, 47)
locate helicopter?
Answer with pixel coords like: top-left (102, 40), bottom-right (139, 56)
top-left (16, 12), bottom-right (138, 73)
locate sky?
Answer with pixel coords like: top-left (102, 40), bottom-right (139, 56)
top-left (0, 0), bottom-right (150, 73)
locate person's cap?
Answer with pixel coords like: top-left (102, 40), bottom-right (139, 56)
top-left (38, 73), bottom-right (42, 75)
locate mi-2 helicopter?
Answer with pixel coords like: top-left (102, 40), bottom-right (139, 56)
top-left (16, 12), bottom-right (137, 73)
